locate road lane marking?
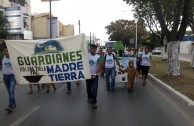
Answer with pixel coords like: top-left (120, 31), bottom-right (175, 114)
top-left (56, 85), bottom-right (67, 93)
top-left (10, 106), bottom-right (40, 126)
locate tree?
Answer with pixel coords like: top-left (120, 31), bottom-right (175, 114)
top-left (9, 0), bottom-right (26, 6)
top-left (188, 1), bottom-right (194, 33)
top-left (123, 0), bottom-right (192, 76)
top-left (0, 15), bottom-right (10, 39)
top-left (105, 19), bottom-right (149, 47)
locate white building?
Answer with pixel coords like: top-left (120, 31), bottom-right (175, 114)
top-left (180, 35), bottom-right (194, 54)
top-left (0, 0), bottom-right (33, 40)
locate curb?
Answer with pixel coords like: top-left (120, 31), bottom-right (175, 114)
top-left (148, 73), bottom-right (194, 116)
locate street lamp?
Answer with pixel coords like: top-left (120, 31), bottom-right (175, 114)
top-left (41, 0), bottom-right (60, 38)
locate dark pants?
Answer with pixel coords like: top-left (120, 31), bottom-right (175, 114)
top-left (105, 67), bottom-right (115, 90)
top-left (3, 74), bottom-right (16, 107)
top-left (86, 76), bottom-right (98, 104)
top-left (67, 82), bottom-right (71, 91)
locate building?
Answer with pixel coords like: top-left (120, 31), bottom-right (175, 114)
top-left (32, 13), bottom-right (74, 39)
top-left (180, 35), bottom-right (194, 54)
top-left (0, 0), bottom-right (33, 40)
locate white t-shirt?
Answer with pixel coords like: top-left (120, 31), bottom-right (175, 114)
top-left (2, 56), bottom-right (14, 75)
top-left (141, 53), bottom-right (151, 66)
top-left (105, 53), bottom-right (115, 68)
top-left (138, 51), bottom-right (144, 58)
top-left (88, 53), bottom-right (100, 75)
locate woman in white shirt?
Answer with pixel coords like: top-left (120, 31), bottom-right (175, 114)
top-left (140, 47), bottom-right (153, 86)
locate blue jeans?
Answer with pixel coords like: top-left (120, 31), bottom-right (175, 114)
top-left (3, 74), bottom-right (16, 107)
top-left (105, 67), bottom-right (115, 90)
top-left (86, 76), bottom-right (98, 104)
top-left (67, 82), bottom-right (71, 91)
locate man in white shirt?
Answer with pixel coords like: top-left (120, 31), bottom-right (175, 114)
top-left (86, 44), bottom-right (101, 109)
top-left (103, 47), bottom-right (121, 91)
top-left (2, 46), bottom-right (17, 112)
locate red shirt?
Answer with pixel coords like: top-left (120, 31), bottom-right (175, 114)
top-left (97, 51), bottom-right (104, 56)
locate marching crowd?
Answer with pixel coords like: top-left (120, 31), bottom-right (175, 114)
top-left (1, 44), bottom-right (153, 112)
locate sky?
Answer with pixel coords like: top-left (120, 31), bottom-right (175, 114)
top-left (30, 0), bottom-right (134, 41)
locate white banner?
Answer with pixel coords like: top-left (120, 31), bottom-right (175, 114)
top-left (5, 34), bottom-right (91, 84)
top-left (120, 57), bottom-right (137, 68)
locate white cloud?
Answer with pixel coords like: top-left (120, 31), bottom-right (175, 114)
top-left (31, 0), bottom-right (134, 41)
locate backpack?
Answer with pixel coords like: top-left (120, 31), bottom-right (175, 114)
top-left (101, 53), bottom-right (116, 70)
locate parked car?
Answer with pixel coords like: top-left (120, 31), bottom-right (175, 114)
top-left (152, 47), bottom-right (161, 55)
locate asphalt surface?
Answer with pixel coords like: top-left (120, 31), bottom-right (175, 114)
top-left (0, 77), bottom-right (194, 126)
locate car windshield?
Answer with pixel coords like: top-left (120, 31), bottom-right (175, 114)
top-left (155, 47), bottom-right (160, 50)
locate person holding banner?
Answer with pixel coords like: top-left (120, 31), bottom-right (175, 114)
top-left (2, 46), bottom-right (17, 112)
top-left (28, 84), bottom-right (40, 94)
top-left (46, 83), bottom-right (56, 93)
top-left (86, 44), bottom-right (101, 109)
top-left (103, 47), bottom-right (121, 92)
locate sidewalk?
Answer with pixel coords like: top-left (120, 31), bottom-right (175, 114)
top-left (149, 54), bottom-right (194, 117)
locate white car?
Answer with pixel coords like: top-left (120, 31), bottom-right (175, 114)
top-left (152, 47), bottom-right (161, 55)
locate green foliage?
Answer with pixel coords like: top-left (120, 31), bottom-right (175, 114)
top-left (0, 15), bottom-right (10, 39)
top-left (113, 41), bottom-right (124, 50)
top-left (105, 19), bottom-right (149, 47)
top-left (122, 0), bottom-right (192, 42)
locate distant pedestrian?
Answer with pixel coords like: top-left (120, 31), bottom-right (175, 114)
top-left (119, 60), bottom-right (138, 92)
top-left (86, 44), bottom-right (101, 109)
top-left (137, 47), bottom-right (145, 77)
top-left (125, 46), bottom-right (134, 57)
top-left (140, 47), bottom-right (154, 86)
top-left (97, 47), bottom-right (105, 77)
top-left (2, 46), bottom-right (17, 112)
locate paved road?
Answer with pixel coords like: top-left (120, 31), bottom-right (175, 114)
top-left (0, 77), bottom-right (194, 126)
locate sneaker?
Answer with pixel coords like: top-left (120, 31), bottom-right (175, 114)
top-left (92, 103), bottom-right (97, 109)
top-left (27, 91), bottom-right (33, 94)
top-left (128, 88), bottom-right (131, 93)
top-left (11, 104), bottom-right (16, 109)
top-left (67, 90), bottom-right (71, 94)
top-left (143, 82), bottom-right (146, 86)
top-left (87, 99), bottom-right (92, 103)
top-left (76, 82), bottom-right (80, 86)
top-left (5, 106), bottom-right (12, 112)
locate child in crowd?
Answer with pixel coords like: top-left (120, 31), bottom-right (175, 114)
top-left (119, 60), bottom-right (138, 92)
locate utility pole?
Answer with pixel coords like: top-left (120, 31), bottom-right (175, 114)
top-left (78, 20), bottom-right (81, 34)
top-left (93, 33), bottom-right (95, 44)
top-left (49, 0), bottom-right (52, 38)
top-left (41, 0), bottom-right (60, 38)
top-left (90, 32), bottom-right (91, 46)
